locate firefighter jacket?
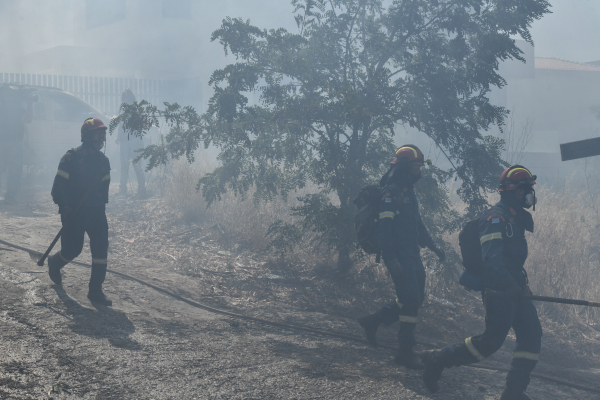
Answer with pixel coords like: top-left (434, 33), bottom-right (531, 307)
top-left (479, 198), bottom-right (533, 291)
top-left (51, 145), bottom-right (110, 213)
top-left (376, 182), bottom-right (435, 262)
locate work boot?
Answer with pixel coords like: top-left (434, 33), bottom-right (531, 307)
top-left (395, 347), bottom-right (424, 370)
top-left (87, 289), bottom-right (112, 307)
top-left (47, 253), bottom-right (64, 285)
top-left (88, 265), bottom-right (110, 305)
top-left (499, 386), bottom-right (531, 400)
top-left (358, 313), bottom-right (380, 346)
top-left (422, 349), bottom-right (446, 393)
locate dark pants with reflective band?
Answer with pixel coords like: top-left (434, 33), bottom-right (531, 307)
top-left (56, 206), bottom-right (109, 290)
top-left (376, 253), bottom-right (426, 348)
top-left (0, 141), bottom-right (23, 199)
top-left (440, 294), bottom-right (542, 390)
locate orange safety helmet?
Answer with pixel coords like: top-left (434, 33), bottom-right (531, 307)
top-left (81, 117), bottom-right (107, 141)
top-left (499, 165), bottom-right (536, 192)
top-left (390, 145), bottom-right (425, 166)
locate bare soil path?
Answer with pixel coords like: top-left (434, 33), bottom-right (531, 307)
top-left (0, 186), bottom-right (598, 399)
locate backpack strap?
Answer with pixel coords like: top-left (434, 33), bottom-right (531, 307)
top-left (484, 206), bottom-right (506, 221)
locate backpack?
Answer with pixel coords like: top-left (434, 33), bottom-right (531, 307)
top-left (353, 185), bottom-right (382, 262)
top-left (458, 207), bottom-right (503, 275)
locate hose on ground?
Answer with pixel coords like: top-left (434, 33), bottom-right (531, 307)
top-left (0, 238), bottom-right (598, 395)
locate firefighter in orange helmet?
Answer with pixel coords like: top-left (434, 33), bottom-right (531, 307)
top-left (422, 165), bottom-right (541, 400)
top-left (47, 117), bottom-right (113, 306)
top-left (358, 145), bottom-right (445, 369)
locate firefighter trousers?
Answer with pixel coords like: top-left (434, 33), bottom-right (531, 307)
top-left (440, 294), bottom-right (542, 390)
top-left (376, 253), bottom-right (426, 349)
top-left (54, 206), bottom-right (109, 290)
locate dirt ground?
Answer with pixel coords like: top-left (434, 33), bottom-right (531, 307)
top-left (0, 183), bottom-right (599, 400)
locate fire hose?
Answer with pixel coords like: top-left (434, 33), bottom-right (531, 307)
top-left (0, 238), bottom-right (599, 395)
top-left (487, 290), bottom-right (600, 307)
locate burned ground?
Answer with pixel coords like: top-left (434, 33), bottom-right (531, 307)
top-left (0, 185), bottom-right (599, 399)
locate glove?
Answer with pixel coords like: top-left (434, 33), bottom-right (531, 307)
top-left (506, 281), bottom-right (524, 302)
top-left (430, 244), bottom-right (446, 262)
top-left (384, 258), bottom-right (402, 283)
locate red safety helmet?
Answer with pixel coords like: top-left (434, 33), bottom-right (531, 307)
top-left (81, 117), bottom-right (107, 141)
top-left (499, 165), bottom-right (536, 192)
top-left (390, 145), bottom-right (425, 166)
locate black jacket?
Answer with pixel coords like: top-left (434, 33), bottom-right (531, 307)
top-left (51, 145), bottom-right (110, 213)
top-left (479, 198), bottom-right (533, 290)
top-left (376, 182), bottom-right (434, 263)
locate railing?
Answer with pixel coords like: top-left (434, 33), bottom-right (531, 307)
top-left (1, 72), bottom-right (162, 117)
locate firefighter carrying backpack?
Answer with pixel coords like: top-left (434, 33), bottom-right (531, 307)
top-left (458, 207), bottom-right (504, 275)
top-left (353, 185), bottom-right (382, 262)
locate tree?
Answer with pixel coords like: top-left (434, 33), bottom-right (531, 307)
top-left (111, 0), bottom-right (550, 271)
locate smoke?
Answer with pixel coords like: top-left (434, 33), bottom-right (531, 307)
top-left (2, 0), bottom-right (600, 185)
top-left (0, 0), bottom-right (296, 102)
top-left (530, 0), bottom-right (600, 62)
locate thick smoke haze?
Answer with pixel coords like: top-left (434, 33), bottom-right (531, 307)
top-left (530, 0), bottom-right (600, 63)
top-left (0, 0), bottom-right (296, 103)
top-left (2, 0), bottom-right (598, 79)
top-left (2, 0), bottom-right (600, 182)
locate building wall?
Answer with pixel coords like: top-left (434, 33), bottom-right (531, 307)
top-left (502, 68), bottom-right (600, 184)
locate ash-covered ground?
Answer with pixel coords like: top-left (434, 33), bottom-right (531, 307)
top-left (0, 184), bottom-right (599, 399)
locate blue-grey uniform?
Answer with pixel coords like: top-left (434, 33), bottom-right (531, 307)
top-left (440, 198), bottom-right (542, 391)
top-left (376, 181), bottom-right (435, 348)
top-left (50, 145), bottom-right (111, 290)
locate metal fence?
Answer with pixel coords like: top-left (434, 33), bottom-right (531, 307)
top-left (1, 72), bottom-right (162, 116)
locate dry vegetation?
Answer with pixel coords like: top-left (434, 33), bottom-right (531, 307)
top-left (526, 188), bottom-right (600, 326)
top-left (136, 160), bottom-right (600, 332)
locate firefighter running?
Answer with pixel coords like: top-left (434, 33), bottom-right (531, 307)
top-left (358, 145), bottom-right (445, 369)
top-left (47, 117), bottom-right (113, 306)
top-left (422, 165), bottom-right (542, 400)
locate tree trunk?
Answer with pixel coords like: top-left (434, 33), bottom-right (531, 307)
top-left (336, 191), bottom-right (356, 273)
top-left (335, 134), bottom-right (368, 273)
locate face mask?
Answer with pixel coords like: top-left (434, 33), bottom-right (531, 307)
top-left (523, 188), bottom-right (536, 210)
top-left (91, 140), bottom-right (105, 151)
top-left (525, 193), bottom-right (536, 207)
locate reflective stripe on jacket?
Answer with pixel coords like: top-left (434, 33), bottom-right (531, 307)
top-left (376, 183), bottom-right (434, 262)
top-left (479, 199), bottom-right (529, 290)
top-left (51, 145), bottom-right (110, 212)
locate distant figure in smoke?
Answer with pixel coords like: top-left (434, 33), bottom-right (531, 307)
top-left (358, 145), bottom-right (446, 369)
top-left (48, 117), bottom-right (113, 306)
top-left (422, 166), bottom-right (541, 400)
top-left (115, 88), bottom-right (146, 198)
top-left (0, 84), bottom-right (33, 203)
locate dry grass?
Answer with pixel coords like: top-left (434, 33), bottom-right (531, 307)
top-left (160, 161), bottom-right (600, 328)
top-left (161, 160), bottom-right (329, 261)
top-left (162, 160), bottom-right (210, 223)
top-left (526, 188), bottom-right (600, 326)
